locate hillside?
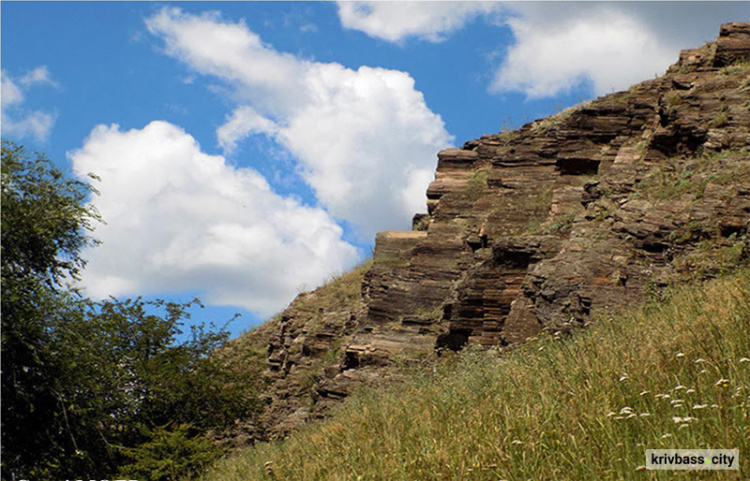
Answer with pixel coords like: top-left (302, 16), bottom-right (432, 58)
top-left (222, 22), bottom-right (750, 439)
top-left (206, 267), bottom-right (750, 480)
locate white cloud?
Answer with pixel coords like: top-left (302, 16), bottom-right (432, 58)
top-left (19, 66), bottom-right (58, 88)
top-left (1, 71), bottom-right (24, 107)
top-left (493, 2), bottom-right (750, 98)
top-left (147, 7), bottom-right (452, 239)
top-left (2, 110), bottom-right (57, 142)
top-left (217, 106), bottom-right (278, 154)
top-left (491, 8), bottom-right (675, 98)
top-left (336, 1), bottom-right (501, 43)
top-left (69, 121), bottom-right (360, 317)
top-left (1, 67), bottom-right (58, 142)
top-left (334, 2), bottom-right (748, 99)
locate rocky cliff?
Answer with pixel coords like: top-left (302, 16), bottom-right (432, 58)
top-left (228, 23), bottom-right (750, 437)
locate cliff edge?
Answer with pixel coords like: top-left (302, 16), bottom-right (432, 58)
top-left (227, 23), bottom-right (750, 437)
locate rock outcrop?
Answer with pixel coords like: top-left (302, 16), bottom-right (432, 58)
top-left (233, 23), bottom-right (750, 437)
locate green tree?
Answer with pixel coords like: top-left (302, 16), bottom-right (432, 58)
top-left (2, 140), bottom-right (101, 478)
top-left (2, 141), bottom-right (262, 480)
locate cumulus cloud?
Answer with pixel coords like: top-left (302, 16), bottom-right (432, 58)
top-left (334, 2), bottom-right (747, 99)
top-left (491, 7), bottom-right (675, 97)
top-left (1, 67), bottom-right (58, 142)
top-left (69, 121), bottom-right (360, 317)
top-left (492, 2), bottom-right (749, 98)
top-left (336, 1), bottom-right (501, 43)
top-left (146, 7), bottom-right (453, 239)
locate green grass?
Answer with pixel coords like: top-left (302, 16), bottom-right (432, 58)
top-left (456, 166), bottom-right (492, 201)
top-left (636, 149), bottom-right (750, 202)
top-left (202, 268), bottom-right (750, 480)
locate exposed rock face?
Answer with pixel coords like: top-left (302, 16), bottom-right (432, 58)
top-left (238, 23), bottom-right (750, 436)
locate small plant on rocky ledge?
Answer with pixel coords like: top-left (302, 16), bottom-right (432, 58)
top-left (708, 110), bottom-right (729, 128)
top-left (720, 59), bottom-right (750, 75)
top-left (374, 256), bottom-right (411, 268)
top-left (458, 166), bottom-right (492, 201)
top-left (661, 91), bottom-right (682, 119)
top-left (413, 306), bottom-right (444, 322)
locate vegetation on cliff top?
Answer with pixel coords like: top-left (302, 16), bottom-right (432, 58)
top-left (203, 267), bottom-right (750, 480)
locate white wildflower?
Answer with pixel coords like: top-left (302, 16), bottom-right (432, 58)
top-left (672, 416), bottom-right (697, 424)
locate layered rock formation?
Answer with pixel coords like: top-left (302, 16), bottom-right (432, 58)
top-left (231, 23), bottom-right (750, 436)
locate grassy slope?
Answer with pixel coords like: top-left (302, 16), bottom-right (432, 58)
top-left (203, 268), bottom-right (749, 480)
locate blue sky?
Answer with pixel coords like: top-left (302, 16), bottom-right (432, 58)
top-left (2, 2), bottom-right (747, 336)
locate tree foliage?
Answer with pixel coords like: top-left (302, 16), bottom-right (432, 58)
top-left (1, 141), bottom-right (261, 480)
top-left (2, 140), bottom-right (101, 478)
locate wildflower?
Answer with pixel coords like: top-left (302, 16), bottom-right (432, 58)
top-left (676, 352), bottom-right (686, 358)
top-left (692, 404), bottom-right (708, 410)
top-left (739, 357), bottom-right (750, 363)
top-left (670, 399), bottom-right (684, 404)
top-left (686, 388), bottom-right (696, 394)
top-left (672, 416), bottom-right (697, 424)
top-left (715, 378), bottom-right (730, 387)
top-left (661, 433), bottom-right (672, 439)
top-left (619, 373), bottom-right (630, 382)
top-left (694, 358), bottom-right (706, 364)
top-left (674, 385), bottom-right (687, 391)
top-left (620, 407), bottom-right (634, 415)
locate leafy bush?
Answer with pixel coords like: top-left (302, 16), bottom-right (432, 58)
top-left (119, 425), bottom-right (221, 481)
top-left (2, 141), bottom-right (261, 480)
